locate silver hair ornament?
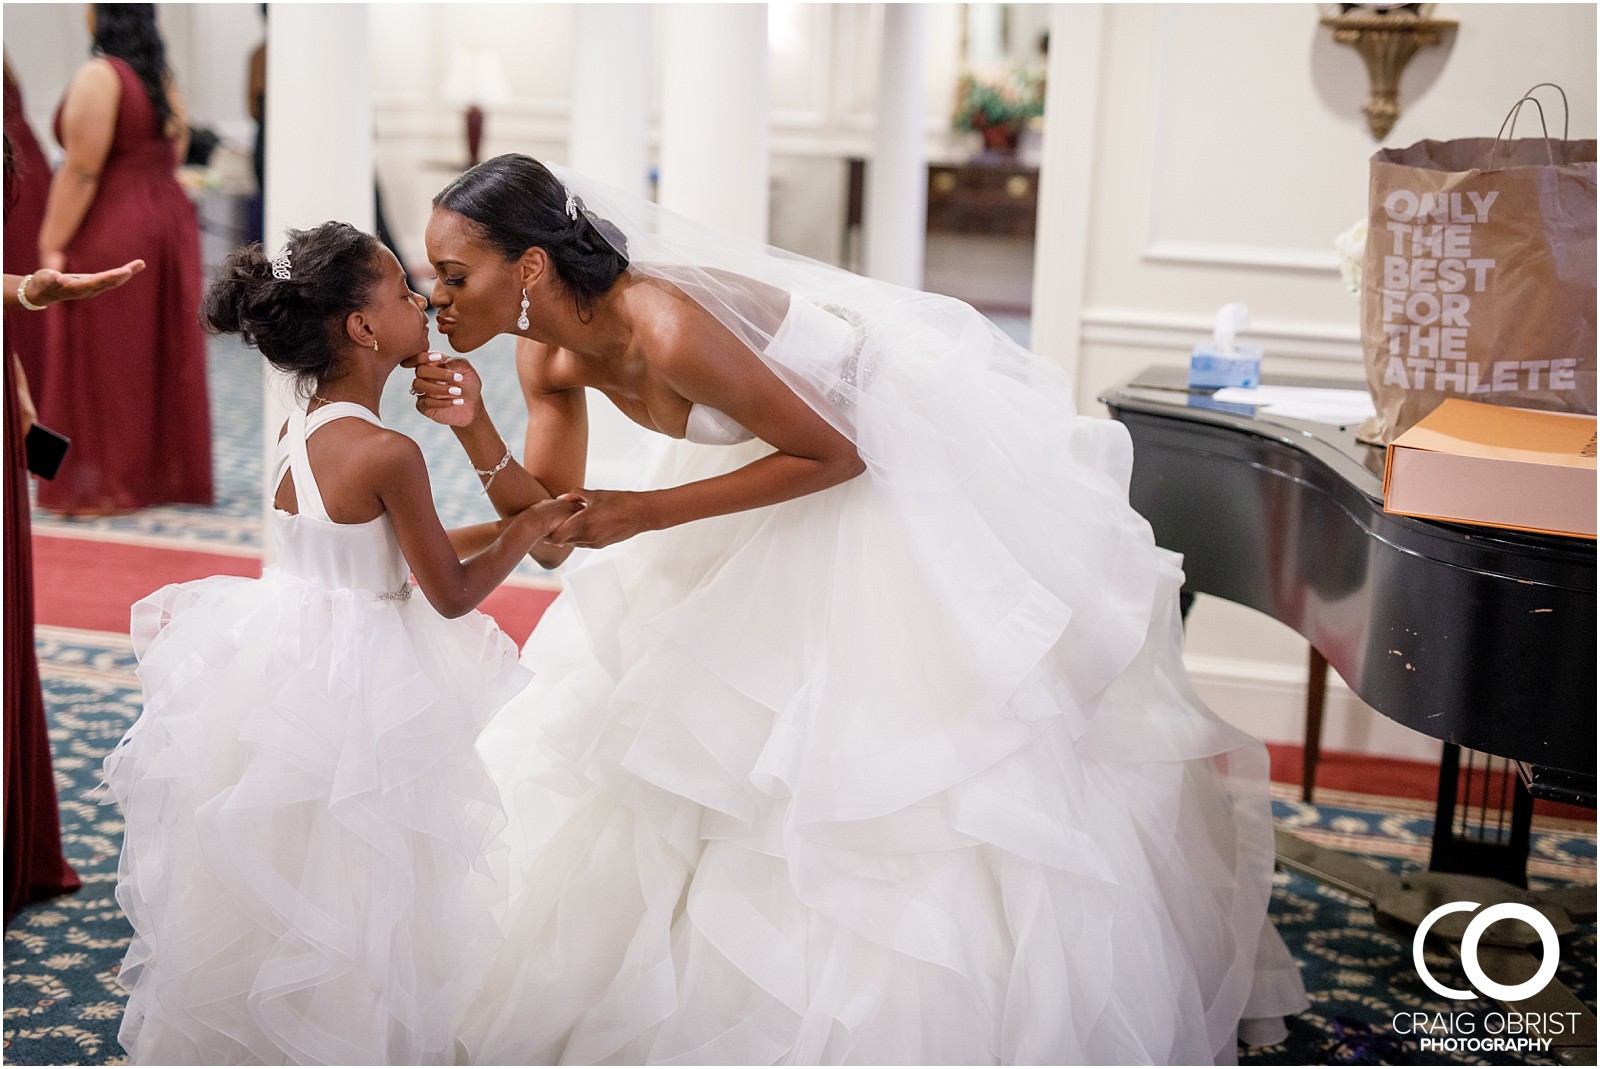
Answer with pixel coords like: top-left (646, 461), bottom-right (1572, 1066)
top-left (270, 249), bottom-right (292, 281)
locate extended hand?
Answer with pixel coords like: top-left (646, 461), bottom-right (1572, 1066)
top-left (406, 351), bottom-right (482, 427)
top-left (546, 489), bottom-right (657, 549)
top-left (25, 260), bottom-right (146, 305)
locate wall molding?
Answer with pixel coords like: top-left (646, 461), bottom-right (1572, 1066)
top-left (1142, 9), bottom-right (1343, 279)
top-left (374, 104), bottom-right (966, 166)
top-left (1081, 306), bottom-right (1363, 363)
top-left (1143, 239), bottom-right (1341, 274)
top-left (1183, 653), bottom-right (1445, 764)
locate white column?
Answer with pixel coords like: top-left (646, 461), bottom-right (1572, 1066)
top-left (261, 4), bottom-right (374, 554)
top-left (965, 3), bottom-right (1005, 69)
top-left (568, 4), bottom-right (653, 489)
top-left (658, 4), bottom-right (769, 242)
top-left (1029, 3), bottom-right (1103, 402)
top-left (569, 4), bottom-right (651, 198)
top-left (864, 3), bottom-right (928, 289)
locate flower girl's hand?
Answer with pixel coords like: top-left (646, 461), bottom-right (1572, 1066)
top-left (407, 351), bottom-right (482, 427)
top-left (511, 496), bottom-right (587, 543)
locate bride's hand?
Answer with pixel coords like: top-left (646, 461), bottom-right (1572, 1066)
top-left (406, 351), bottom-right (482, 427)
top-left (546, 489), bottom-right (657, 549)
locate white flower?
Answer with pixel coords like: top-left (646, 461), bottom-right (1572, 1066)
top-left (1334, 218), bottom-right (1367, 297)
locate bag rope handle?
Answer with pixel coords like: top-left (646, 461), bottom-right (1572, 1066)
top-left (1520, 82), bottom-right (1570, 141)
top-left (1492, 83), bottom-right (1568, 169)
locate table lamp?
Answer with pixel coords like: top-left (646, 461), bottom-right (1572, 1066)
top-left (444, 47), bottom-right (512, 168)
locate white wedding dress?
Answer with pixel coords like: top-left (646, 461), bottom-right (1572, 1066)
top-left (464, 295), bottom-right (1307, 1065)
top-left (105, 403), bottom-right (528, 1065)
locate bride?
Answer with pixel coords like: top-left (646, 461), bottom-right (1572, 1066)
top-left (412, 154), bottom-right (1307, 1065)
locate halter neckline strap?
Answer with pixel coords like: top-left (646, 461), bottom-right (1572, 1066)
top-left (271, 403), bottom-right (385, 521)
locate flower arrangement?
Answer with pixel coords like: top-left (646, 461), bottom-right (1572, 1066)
top-left (1334, 218), bottom-right (1368, 296)
top-left (952, 65), bottom-right (1045, 154)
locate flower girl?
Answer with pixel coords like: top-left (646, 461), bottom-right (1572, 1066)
top-left (103, 222), bottom-right (579, 1064)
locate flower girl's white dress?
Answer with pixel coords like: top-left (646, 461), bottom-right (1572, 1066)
top-left (104, 403), bottom-right (529, 1065)
top-left (464, 297), bottom-right (1309, 1065)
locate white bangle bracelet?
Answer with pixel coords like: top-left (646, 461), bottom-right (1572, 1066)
top-left (475, 447), bottom-right (513, 493)
top-left (16, 274), bottom-right (46, 312)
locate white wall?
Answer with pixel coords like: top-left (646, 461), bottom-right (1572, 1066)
top-left (4, 3), bottom-right (91, 144)
top-left (3, 3), bottom-right (259, 151)
top-left (176, 4), bottom-right (260, 146)
top-left (1072, 3), bottom-right (1598, 416)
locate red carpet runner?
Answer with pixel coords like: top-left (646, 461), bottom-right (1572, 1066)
top-left (31, 530), bottom-right (1589, 820)
top-left (32, 532), bottom-right (558, 647)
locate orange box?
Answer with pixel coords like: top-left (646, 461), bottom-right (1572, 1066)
top-left (1383, 399), bottom-right (1597, 540)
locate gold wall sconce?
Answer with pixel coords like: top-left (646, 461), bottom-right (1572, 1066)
top-left (1321, 4), bottom-right (1456, 140)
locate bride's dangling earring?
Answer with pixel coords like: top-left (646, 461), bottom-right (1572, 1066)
top-left (517, 289), bottom-right (530, 331)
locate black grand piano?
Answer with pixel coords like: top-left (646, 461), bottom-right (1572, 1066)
top-left (1101, 366), bottom-right (1596, 877)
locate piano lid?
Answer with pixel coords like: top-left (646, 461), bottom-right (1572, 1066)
top-left (1102, 366), bottom-right (1596, 778)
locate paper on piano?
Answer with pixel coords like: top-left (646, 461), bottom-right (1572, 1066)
top-left (1211, 385), bottom-right (1377, 425)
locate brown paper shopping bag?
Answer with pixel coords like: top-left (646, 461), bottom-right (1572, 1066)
top-left (1357, 89), bottom-right (1597, 445)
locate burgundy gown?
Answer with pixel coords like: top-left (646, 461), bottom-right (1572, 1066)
top-left (37, 56), bottom-right (211, 514)
top-left (4, 173), bottom-right (81, 930)
top-left (3, 66), bottom-right (52, 391)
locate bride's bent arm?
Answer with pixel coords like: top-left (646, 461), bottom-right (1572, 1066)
top-left (550, 322), bottom-right (864, 550)
top-left (414, 339), bottom-right (586, 568)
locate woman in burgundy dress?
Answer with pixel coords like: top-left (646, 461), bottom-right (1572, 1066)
top-left (3, 57), bottom-right (52, 391)
top-left (36, 4), bottom-right (211, 514)
top-left (5, 123), bottom-right (144, 922)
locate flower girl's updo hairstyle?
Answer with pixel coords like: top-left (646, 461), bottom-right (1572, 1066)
top-left (201, 222), bottom-right (383, 394)
top-left (433, 154), bottom-right (629, 319)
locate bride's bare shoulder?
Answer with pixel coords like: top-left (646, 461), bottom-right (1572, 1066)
top-left (515, 337), bottom-right (578, 393)
top-left (625, 272), bottom-right (790, 357)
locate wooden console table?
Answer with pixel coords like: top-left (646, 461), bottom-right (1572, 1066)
top-left (843, 157), bottom-right (1039, 263)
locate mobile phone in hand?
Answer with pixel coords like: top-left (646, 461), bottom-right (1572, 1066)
top-left (24, 423), bottom-right (70, 480)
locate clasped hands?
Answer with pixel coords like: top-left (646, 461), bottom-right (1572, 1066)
top-left (544, 488), bottom-right (657, 549)
top-left (404, 351), bottom-right (655, 550)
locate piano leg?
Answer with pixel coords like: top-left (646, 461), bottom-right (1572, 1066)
top-left (1302, 648), bottom-right (1329, 804)
top-left (1431, 743), bottom-right (1535, 887)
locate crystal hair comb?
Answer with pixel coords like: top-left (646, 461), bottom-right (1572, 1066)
top-left (270, 248), bottom-right (292, 281)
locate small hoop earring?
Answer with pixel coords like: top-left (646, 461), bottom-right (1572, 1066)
top-left (517, 289), bottom-right (530, 331)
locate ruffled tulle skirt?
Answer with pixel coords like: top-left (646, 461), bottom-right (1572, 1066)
top-left (104, 569), bottom-right (530, 1065)
top-left (464, 320), bottom-right (1308, 1064)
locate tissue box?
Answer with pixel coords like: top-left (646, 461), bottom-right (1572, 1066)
top-left (1188, 346), bottom-right (1262, 389)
